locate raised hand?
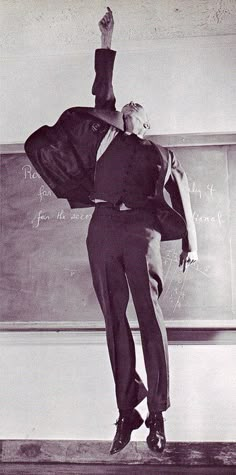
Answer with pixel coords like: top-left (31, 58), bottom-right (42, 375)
top-left (99, 7), bottom-right (114, 34)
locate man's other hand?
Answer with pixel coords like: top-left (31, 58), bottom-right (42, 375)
top-left (179, 250), bottom-right (198, 273)
top-left (99, 7), bottom-right (114, 35)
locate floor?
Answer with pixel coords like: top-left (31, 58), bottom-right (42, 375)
top-left (0, 441), bottom-right (236, 474)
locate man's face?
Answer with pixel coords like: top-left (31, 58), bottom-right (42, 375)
top-left (121, 102), bottom-right (150, 134)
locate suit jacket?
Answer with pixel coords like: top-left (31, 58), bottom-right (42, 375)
top-left (24, 49), bottom-right (197, 252)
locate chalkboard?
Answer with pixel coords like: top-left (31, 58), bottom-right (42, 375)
top-left (1, 143), bottom-right (236, 328)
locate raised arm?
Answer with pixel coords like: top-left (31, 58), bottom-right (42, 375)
top-left (92, 7), bottom-right (117, 110)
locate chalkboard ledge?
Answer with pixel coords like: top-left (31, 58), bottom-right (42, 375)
top-left (0, 324), bottom-right (236, 345)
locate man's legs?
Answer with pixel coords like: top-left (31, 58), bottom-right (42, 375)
top-left (123, 218), bottom-right (170, 414)
top-left (86, 207), bottom-right (147, 413)
top-left (86, 206), bottom-right (168, 453)
top-left (123, 216), bottom-right (169, 452)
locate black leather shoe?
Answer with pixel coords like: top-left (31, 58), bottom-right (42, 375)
top-left (110, 409), bottom-right (143, 455)
top-left (145, 412), bottom-right (166, 453)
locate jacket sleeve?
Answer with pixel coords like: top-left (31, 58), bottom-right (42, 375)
top-left (165, 150), bottom-right (198, 252)
top-left (92, 49), bottom-right (117, 110)
top-left (24, 108), bottom-right (107, 208)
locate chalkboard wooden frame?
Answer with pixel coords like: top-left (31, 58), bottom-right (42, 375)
top-left (1, 133), bottom-right (236, 153)
top-left (1, 134), bottom-right (236, 340)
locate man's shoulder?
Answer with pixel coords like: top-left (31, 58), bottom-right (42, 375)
top-left (141, 137), bottom-right (170, 162)
top-left (65, 107), bottom-right (124, 131)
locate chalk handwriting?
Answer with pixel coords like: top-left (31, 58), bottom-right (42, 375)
top-left (64, 268), bottom-right (79, 277)
top-left (31, 210), bottom-right (92, 228)
top-left (70, 213), bottom-right (92, 220)
top-left (173, 270), bottom-right (188, 312)
top-left (38, 185), bottom-right (52, 202)
top-left (189, 182), bottom-right (217, 200)
top-left (57, 210), bottom-right (66, 220)
top-left (162, 249), bottom-right (210, 278)
top-left (189, 181), bottom-right (202, 199)
top-left (193, 210), bottom-right (224, 226)
top-left (31, 210), bottom-right (50, 228)
top-left (207, 183), bottom-right (216, 197)
top-left (22, 164), bottom-right (40, 180)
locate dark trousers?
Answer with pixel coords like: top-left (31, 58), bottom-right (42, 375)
top-left (86, 205), bottom-right (170, 414)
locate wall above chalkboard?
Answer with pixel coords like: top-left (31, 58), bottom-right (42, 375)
top-left (1, 135), bottom-right (236, 331)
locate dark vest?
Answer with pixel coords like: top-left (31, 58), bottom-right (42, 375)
top-left (90, 132), bottom-right (162, 208)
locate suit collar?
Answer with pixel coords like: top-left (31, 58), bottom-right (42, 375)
top-left (71, 107), bottom-right (124, 131)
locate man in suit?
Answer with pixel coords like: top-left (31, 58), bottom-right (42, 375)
top-left (25, 7), bottom-right (198, 456)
